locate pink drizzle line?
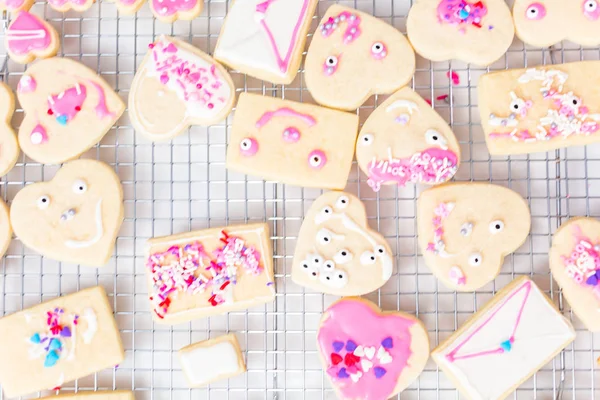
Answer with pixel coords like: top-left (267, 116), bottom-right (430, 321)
top-left (255, 107), bottom-right (317, 128)
top-left (89, 81), bottom-right (116, 119)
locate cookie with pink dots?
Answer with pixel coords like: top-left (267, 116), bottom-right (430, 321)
top-left (304, 4), bottom-right (416, 111)
top-left (149, 0), bottom-right (202, 23)
top-left (5, 11), bottom-right (59, 65)
top-left (0, 82), bottom-right (19, 178)
top-left (479, 61), bottom-right (600, 155)
top-left (0, 0), bottom-right (33, 12)
top-left (514, 0), bottom-right (600, 47)
top-left (407, 0), bottom-right (515, 66)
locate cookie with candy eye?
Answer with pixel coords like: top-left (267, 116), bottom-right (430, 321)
top-left (149, 0), bottom-right (202, 23)
top-left (10, 159), bottom-right (124, 267)
top-left (5, 11), bottom-right (59, 65)
top-left (355, 87), bottom-right (460, 193)
top-left (304, 4), bottom-right (415, 111)
top-left (417, 183), bottom-right (531, 291)
top-left (514, 0), bottom-right (600, 47)
top-left (407, 0), bottom-right (515, 66)
top-left (0, 83), bottom-right (19, 178)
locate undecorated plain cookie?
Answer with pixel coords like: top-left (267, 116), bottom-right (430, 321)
top-left (149, 0), bottom-right (202, 23)
top-left (0, 82), bottom-right (19, 177)
top-left (10, 159), bottom-right (124, 267)
top-left (129, 36), bottom-right (235, 142)
top-left (317, 297), bottom-right (429, 400)
top-left (407, 0), bottom-right (515, 66)
top-left (417, 183), bottom-right (531, 291)
top-left (5, 11), bottom-right (59, 65)
top-left (291, 191), bottom-right (393, 296)
top-left (0, 0), bottom-right (33, 12)
top-left (479, 61), bottom-right (600, 155)
top-left (305, 4), bottom-right (416, 111)
top-left (356, 87), bottom-right (460, 192)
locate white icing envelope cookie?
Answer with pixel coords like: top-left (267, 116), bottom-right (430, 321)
top-left (417, 183), bottom-right (531, 291)
top-left (407, 0), bottom-right (515, 66)
top-left (16, 58), bottom-right (125, 164)
top-left (226, 93), bottom-right (359, 190)
top-left (0, 83), bottom-right (19, 177)
top-left (356, 87), bottom-right (460, 193)
top-left (479, 61), bottom-right (600, 155)
top-left (0, 0), bottom-right (33, 12)
top-left (549, 217), bottom-right (600, 332)
top-left (292, 191), bottom-right (394, 296)
top-left (514, 0), bottom-right (600, 47)
top-left (433, 276), bottom-right (575, 400)
top-left (149, 0), bottom-right (202, 23)
top-left (129, 36), bottom-right (235, 142)
top-left (215, 0), bottom-right (318, 84)
top-left (10, 159), bottom-right (124, 267)
top-left (5, 11), bottom-right (59, 65)
top-left (305, 4), bottom-right (416, 111)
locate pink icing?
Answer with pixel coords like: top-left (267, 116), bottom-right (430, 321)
top-left (30, 124), bottom-right (48, 145)
top-left (240, 137), bottom-right (259, 156)
top-left (317, 300), bottom-right (415, 400)
top-left (282, 127), bottom-right (301, 143)
top-left (561, 226), bottom-right (600, 288)
top-left (47, 83), bottom-right (87, 124)
top-left (152, 0), bottom-right (196, 17)
top-left (0, 0), bottom-right (26, 11)
top-left (437, 0), bottom-right (488, 28)
top-left (6, 11), bottom-right (51, 56)
top-left (48, 0), bottom-right (87, 7)
top-left (526, 3), bottom-right (547, 20)
top-left (583, 0), bottom-right (600, 20)
top-left (320, 11), bottom-right (361, 44)
top-left (448, 266), bottom-right (466, 286)
top-left (371, 42), bottom-right (387, 60)
top-left (426, 202), bottom-right (454, 256)
top-left (255, 107), bottom-right (317, 128)
top-left (308, 149), bottom-right (327, 169)
top-left (90, 81), bottom-right (115, 119)
top-left (17, 75), bottom-right (36, 93)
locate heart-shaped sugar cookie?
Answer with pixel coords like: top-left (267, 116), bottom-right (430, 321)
top-left (10, 159), bottom-right (123, 267)
top-left (47, 0), bottom-right (94, 12)
top-left (5, 11), bottom-right (59, 65)
top-left (0, 0), bottom-right (33, 12)
top-left (292, 191), bottom-right (393, 296)
top-left (0, 197), bottom-right (12, 259)
top-left (0, 83), bottom-right (19, 178)
top-left (107, 0), bottom-right (145, 14)
top-left (149, 0), bottom-right (202, 23)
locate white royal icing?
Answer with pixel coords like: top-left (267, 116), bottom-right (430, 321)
top-left (65, 199), bottom-right (104, 249)
top-left (82, 308), bottom-right (97, 344)
top-left (180, 340), bottom-right (241, 386)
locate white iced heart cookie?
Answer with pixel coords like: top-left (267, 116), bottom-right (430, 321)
top-left (292, 191), bottom-right (393, 296)
top-left (304, 4), bottom-right (416, 111)
top-left (10, 159), bottom-right (123, 267)
top-left (417, 183), bottom-right (531, 291)
top-left (355, 87), bottom-right (460, 193)
top-left (407, 0), bottom-right (514, 66)
top-left (514, 0), bottom-right (600, 48)
top-left (129, 36), bottom-right (235, 142)
top-left (0, 83), bottom-right (19, 178)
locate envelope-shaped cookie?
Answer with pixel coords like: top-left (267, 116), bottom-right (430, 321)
top-left (5, 11), bottom-right (59, 65)
top-left (41, 392), bottom-right (135, 400)
top-left (0, 286), bottom-right (124, 398)
top-left (549, 217), bottom-right (600, 332)
top-left (129, 36), bottom-right (235, 142)
top-left (292, 191), bottom-right (393, 296)
top-left (514, 0), bottom-right (600, 47)
top-left (0, 82), bottom-right (19, 177)
top-left (418, 183), bottom-right (531, 291)
top-left (433, 276), bottom-right (575, 400)
top-left (305, 4), bottom-right (416, 111)
top-left (479, 61), bottom-right (600, 155)
top-left (0, 0), bottom-right (33, 12)
top-left (149, 0), bottom-right (202, 23)
top-left (356, 87), bottom-right (460, 192)
top-left (145, 223), bottom-right (275, 324)
top-left (226, 93), bottom-right (359, 190)
top-left (407, 0), bottom-right (515, 66)
top-left (215, 0), bottom-right (318, 84)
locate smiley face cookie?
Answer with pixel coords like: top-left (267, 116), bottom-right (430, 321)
top-left (514, 0), bottom-right (600, 48)
top-left (149, 0), bottom-right (202, 23)
top-left (292, 192), bottom-right (393, 296)
top-left (5, 11), bottom-right (59, 65)
top-left (10, 159), bottom-right (123, 267)
top-left (304, 4), bottom-right (416, 111)
top-left (0, 83), bottom-right (19, 178)
top-left (417, 183), bottom-right (531, 291)
top-left (407, 0), bottom-right (514, 66)
top-left (356, 87), bottom-right (460, 193)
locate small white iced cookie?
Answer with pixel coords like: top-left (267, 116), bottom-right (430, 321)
top-left (129, 36), bottom-right (235, 142)
top-left (0, 83), bottom-right (19, 178)
top-left (292, 191), bottom-right (393, 296)
top-left (407, 0), bottom-right (514, 66)
top-left (215, 0), bottom-right (318, 84)
top-left (417, 183), bottom-right (531, 291)
top-left (0, 0), bottom-right (33, 12)
top-left (179, 334), bottom-right (246, 388)
top-left (10, 159), bottom-right (124, 267)
top-left (40, 392), bottom-right (135, 400)
top-left (226, 93), bottom-right (359, 190)
top-left (47, 0), bottom-right (94, 12)
top-left (5, 11), bottom-right (59, 65)
top-left (149, 0), bottom-right (202, 23)
top-left (432, 276), bottom-right (575, 400)
top-left (356, 87), bottom-right (460, 193)
top-left (479, 61), bottom-right (600, 155)
top-left (0, 286), bottom-right (124, 398)
top-left (305, 4), bottom-right (416, 111)
top-left (514, 0), bottom-right (600, 48)
top-left (107, 0), bottom-right (145, 14)
top-left (549, 217), bottom-right (600, 332)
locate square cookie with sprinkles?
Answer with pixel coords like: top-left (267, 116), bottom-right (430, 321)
top-left (145, 223), bottom-right (276, 324)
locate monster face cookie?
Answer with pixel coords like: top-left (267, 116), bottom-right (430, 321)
top-left (407, 0), bottom-right (515, 66)
top-left (0, 83), bottom-right (19, 177)
top-left (149, 0), bottom-right (202, 23)
top-left (292, 192), bottom-right (393, 296)
top-left (305, 4), bottom-right (416, 111)
top-left (514, 0), bottom-right (600, 48)
top-left (417, 183), bottom-right (531, 291)
top-left (10, 159), bottom-right (124, 267)
top-left (356, 87), bottom-right (460, 193)
top-left (130, 36), bottom-right (235, 142)
top-left (317, 298), bottom-right (429, 400)
top-left (5, 11), bottom-right (59, 65)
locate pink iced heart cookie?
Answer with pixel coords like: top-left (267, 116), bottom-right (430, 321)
top-left (149, 0), bottom-right (202, 23)
top-left (47, 0), bottom-right (94, 12)
top-left (0, 0), bottom-right (33, 12)
top-left (0, 83), bottom-right (19, 177)
top-left (317, 298), bottom-right (429, 400)
top-left (5, 11), bottom-right (59, 65)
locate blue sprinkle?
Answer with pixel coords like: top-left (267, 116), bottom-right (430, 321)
top-left (332, 341), bottom-right (344, 353)
top-left (345, 340), bottom-right (358, 352)
top-left (500, 340), bottom-right (512, 352)
top-left (381, 337), bottom-right (393, 349)
top-left (56, 115), bottom-right (68, 126)
top-left (30, 333), bottom-right (41, 344)
top-left (48, 338), bottom-right (62, 351)
top-left (337, 368), bottom-right (350, 379)
top-left (458, 9), bottom-right (469, 19)
top-left (44, 350), bottom-right (60, 367)
top-left (374, 366), bottom-right (387, 379)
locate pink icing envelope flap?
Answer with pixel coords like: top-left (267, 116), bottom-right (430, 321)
top-left (6, 11), bottom-right (52, 55)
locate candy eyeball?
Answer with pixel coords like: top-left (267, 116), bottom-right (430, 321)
top-left (240, 137), bottom-right (259, 157)
top-left (37, 195), bottom-right (51, 209)
top-left (323, 260), bottom-right (336, 270)
top-left (583, 0), bottom-right (600, 20)
top-left (371, 42), bottom-right (387, 59)
top-left (316, 228), bottom-right (333, 245)
top-left (468, 253), bottom-right (483, 267)
top-left (324, 55), bottom-right (339, 76)
top-left (301, 260), bottom-right (320, 280)
top-left (425, 130), bottom-right (448, 150)
top-left (310, 254), bottom-right (323, 267)
top-left (330, 270), bottom-right (348, 288)
top-left (308, 150), bottom-right (327, 169)
top-left (318, 206), bottom-right (333, 223)
top-left (510, 97), bottom-right (526, 112)
top-left (525, 3), bottom-right (547, 20)
top-left (359, 133), bottom-right (374, 146)
top-left (360, 250), bottom-right (377, 265)
top-left (375, 245), bottom-right (387, 257)
top-left (334, 249), bottom-right (353, 264)
top-left (72, 179), bottom-right (88, 194)
top-left (335, 195), bottom-right (349, 209)
top-left (489, 220), bottom-right (505, 234)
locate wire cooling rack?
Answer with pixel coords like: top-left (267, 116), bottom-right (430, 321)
top-left (1, 0), bottom-right (600, 399)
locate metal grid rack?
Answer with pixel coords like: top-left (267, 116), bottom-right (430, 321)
top-left (1, 0), bottom-right (600, 398)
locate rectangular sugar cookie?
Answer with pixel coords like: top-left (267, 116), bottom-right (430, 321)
top-left (226, 93), bottom-right (359, 190)
top-left (178, 334), bottom-right (246, 387)
top-left (479, 61), bottom-right (600, 155)
top-left (145, 223), bottom-right (275, 324)
top-left (432, 276), bottom-right (575, 400)
top-left (0, 287), bottom-right (125, 398)
top-left (41, 391), bottom-right (135, 400)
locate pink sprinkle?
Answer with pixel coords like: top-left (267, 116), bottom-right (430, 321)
top-left (160, 74), bottom-right (169, 85)
top-left (207, 103), bottom-right (214, 109)
top-left (447, 71), bottom-right (460, 85)
top-left (436, 94), bottom-right (449, 102)
top-left (425, 98), bottom-right (432, 106)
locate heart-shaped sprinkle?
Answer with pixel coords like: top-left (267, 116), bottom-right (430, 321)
top-left (353, 345), bottom-right (365, 357)
top-left (344, 352), bottom-right (360, 367)
top-left (60, 326), bottom-right (72, 337)
top-left (337, 367), bottom-right (350, 379)
top-left (44, 350), bottom-right (60, 368)
top-left (377, 346), bottom-right (393, 364)
top-left (363, 346), bottom-right (376, 360)
top-left (30, 333), bottom-right (41, 344)
top-left (381, 337), bottom-right (393, 349)
top-left (332, 341), bottom-right (344, 353)
top-left (345, 340), bottom-right (358, 352)
top-left (374, 366), bottom-right (387, 379)
top-left (350, 371), bottom-right (363, 383)
top-left (48, 338), bottom-right (62, 351)
top-left (331, 353), bottom-right (343, 366)
top-left (361, 359), bottom-right (373, 372)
